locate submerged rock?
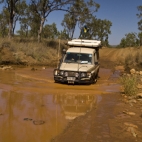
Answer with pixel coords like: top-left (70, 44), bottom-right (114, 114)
top-left (33, 120), bottom-right (45, 125)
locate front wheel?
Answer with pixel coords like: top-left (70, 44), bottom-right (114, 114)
top-left (92, 73), bottom-right (98, 84)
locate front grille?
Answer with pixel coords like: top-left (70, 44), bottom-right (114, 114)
top-left (68, 71), bottom-right (75, 77)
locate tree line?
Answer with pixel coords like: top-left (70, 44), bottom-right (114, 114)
top-left (0, 0), bottom-right (141, 47)
top-left (0, 0), bottom-right (112, 46)
top-left (118, 5), bottom-right (142, 47)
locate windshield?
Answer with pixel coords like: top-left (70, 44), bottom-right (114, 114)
top-left (64, 52), bottom-right (92, 64)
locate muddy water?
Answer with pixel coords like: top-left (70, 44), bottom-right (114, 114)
top-left (0, 67), bottom-right (120, 142)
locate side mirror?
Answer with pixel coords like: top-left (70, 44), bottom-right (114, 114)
top-left (62, 49), bottom-right (66, 54)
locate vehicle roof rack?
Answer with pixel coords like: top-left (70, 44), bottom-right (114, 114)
top-left (68, 39), bottom-right (101, 48)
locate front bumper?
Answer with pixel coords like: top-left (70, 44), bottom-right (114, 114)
top-left (54, 76), bottom-right (92, 84)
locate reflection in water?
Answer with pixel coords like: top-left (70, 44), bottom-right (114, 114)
top-left (54, 93), bottom-right (96, 120)
top-left (0, 91), bottom-right (67, 142)
top-left (0, 90), bottom-right (96, 142)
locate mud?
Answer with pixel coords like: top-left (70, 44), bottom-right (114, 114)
top-left (0, 66), bottom-right (141, 142)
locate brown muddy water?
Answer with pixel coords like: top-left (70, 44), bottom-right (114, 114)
top-left (0, 67), bottom-right (120, 142)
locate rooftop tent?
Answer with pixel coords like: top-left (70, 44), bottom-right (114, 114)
top-left (68, 39), bottom-right (101, 48)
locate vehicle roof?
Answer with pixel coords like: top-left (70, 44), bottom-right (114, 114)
top-left (67, 47), bottom-right (96, 54)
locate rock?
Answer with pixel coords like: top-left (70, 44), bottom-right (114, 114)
top-left (0, 66), bottom-right (13, 70)
top-left (127, 96), bottom-right (135, 100)
top-left (127, 127), bottom-right (137, 137)
top-left (137, 84), bottom-right (142, 89)
top-left (127, 74), bottom-right (131, 77)
top-left (127, 112), bottom-right (136, 116)
top-left (23, 118), bottom-right (33, 121)
top-left (136, 71), bottom-right (140, 74)
top-left (42, 66), bottom-right (46, 69)
top-left (140, 71), bottom-right (142, 75)
top-left (33, 120), bottom-right (45, 125)
top-left (124, 122), bottom-right (138, 128)
top-left (130, 69), bottom-right (136, 74)
top-left (136, 93), bottom-right (142, 98)
top-left (137, 99), bottom-right (142, 101)
top-left (123, 111), bottom-right (136, 116)
top-left (128, 99), bottom-right (137, 103)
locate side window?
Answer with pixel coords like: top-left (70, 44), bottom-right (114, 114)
top-left (94, 52), bottom-right (99, 65)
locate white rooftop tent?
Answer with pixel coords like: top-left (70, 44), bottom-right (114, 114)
top-left (68, 39), bottom-right (101, 48)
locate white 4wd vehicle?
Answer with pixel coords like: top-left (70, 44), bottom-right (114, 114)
top-left (54, 39), bottom-right (101, 84)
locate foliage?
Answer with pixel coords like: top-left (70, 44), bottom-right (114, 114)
top-left (119, 32), bottom-right (139, 47)
top-left (85, 17), bottom-right (112, 46)
top-left (0, 0), bottom-right (111, 44)
top-left (58, 29), bottom-right (69, 40)
top-left (137, 5), bottom-right (142, 31)
top-left (61, 13), bottom-right (77, 39)
top-left (0, 10), bottom-right (8, 37)
top-left (17, 1), bottom-right (29, 38)
top-left (42, 23), bottom-right (58, 39)
top-left (0, 0), bottom-right (27, 39)
top-left (28, 0), bottom-right (75, 42)
top-left (120, 75), bottom-right (138, 96)
top-left (61, 0), bottom-right (100, 39)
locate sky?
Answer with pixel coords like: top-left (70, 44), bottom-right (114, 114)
top-left (47, 0), bottom-right (142, 45)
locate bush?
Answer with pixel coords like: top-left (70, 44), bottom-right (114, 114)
top-left (120, 75), bottom-right (138, 96)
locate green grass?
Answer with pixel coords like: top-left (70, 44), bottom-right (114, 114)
top-left (120, 75), bottom-right (138, 96)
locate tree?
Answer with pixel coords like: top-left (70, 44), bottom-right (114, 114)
top-left (0, 0), bottom-right (27, 39)
top-left (137, 5), bottom-right (142, 31)
top-left (59, 29), bottom-right (69, 39)
top-left (42, 23), bottom-right (58, 39)
top-left (119, 32), bottom-right (138, 47)
top-left (28, 0), bottom-right (75, 42)
top-left (17, 17), bottom-right (29, 38)
top-left (16, 0), bottom-right (29, 38)
top-left (85, 17), bottom-right (112, 46)
top-left (61, 0), bottom-right (100, 39)
top-left (0, 10), bottom-right (8, 37)
top-left (138, 32), bottom-right (142, 46)
top-left (119, 38), bottom-right (126, 48)
top-left (61, 13), bottom-right (77, 39)
top-left (28, 10), bottom-right (41, 38)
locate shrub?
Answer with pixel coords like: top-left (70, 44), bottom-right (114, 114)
top-left (135, 52), bottom-right (142, 66)
top-left (120, 75), bottom-right (138, 96)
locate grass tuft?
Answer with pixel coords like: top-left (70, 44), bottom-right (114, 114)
top-left (120, 75), bottom-right (138, 96)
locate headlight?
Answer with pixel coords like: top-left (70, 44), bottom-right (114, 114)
top-left (81, 72), bottom-right (86, 77)
top-left (60, 71), bottom-right (64, 76)
top-left (87, 72), bottom-right (91, 78)
top-left (64, 72), bottom-right (68, 77)
top-left (75, 72), bottom-right (79, 77)
top-left (54, 69), bottom-right (59, 75)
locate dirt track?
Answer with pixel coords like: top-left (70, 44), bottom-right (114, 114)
top-left (0, 63), bottom-right (142, 142)
top-left (0, 66), bottom-right (118, 142)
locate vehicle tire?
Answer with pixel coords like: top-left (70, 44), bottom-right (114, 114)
top-left (54, 80), bottom-right (58, 83)
top-left (93, 73), bottom-right (98, 84)
top-left (91, 75), bottom-right (96, 84)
